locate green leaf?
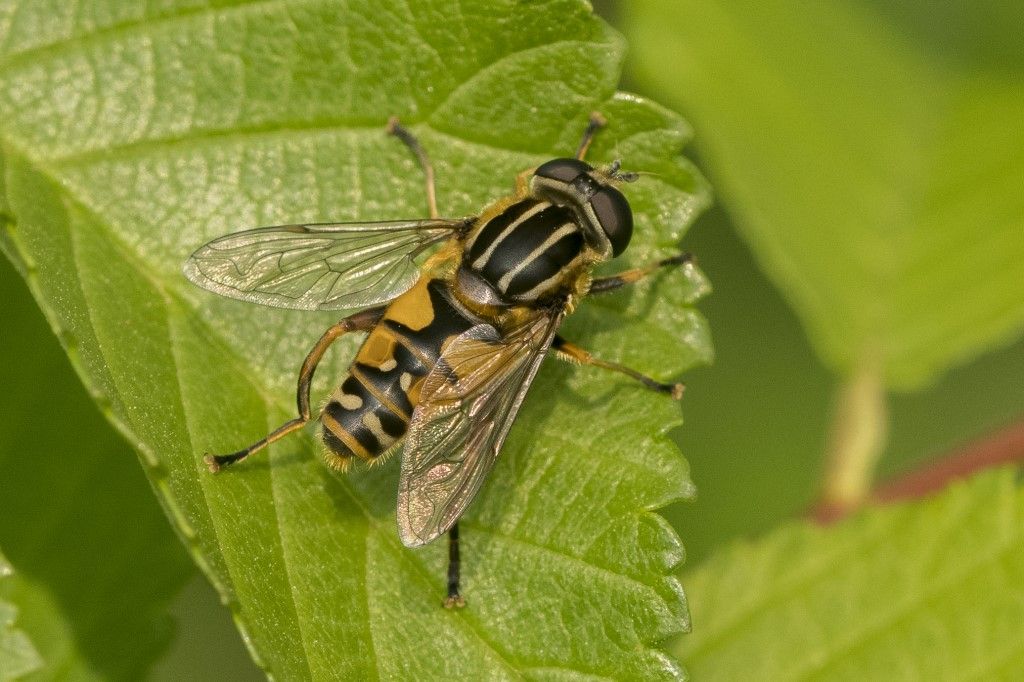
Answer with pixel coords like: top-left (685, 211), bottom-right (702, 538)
top-left (0, 1), bottom-right (711, 678)
top-left (0, 257), bottom-right (196, 680)
top-left (659, 207), bottom-right (1024, 564)
top-left (626, 0), bottom-right (1024, 388)
top-left (0, 551), bottom-right (42, 682)
top-left (676, 466), bottom-right (1024, 679)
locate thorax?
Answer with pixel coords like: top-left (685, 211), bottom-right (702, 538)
top-left (458, 198), bottom-right (588, 307)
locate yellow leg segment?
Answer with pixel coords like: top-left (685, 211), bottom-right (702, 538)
top-left (205, 306), bottom-right (385, 472)
top-left (551, 336), bottom-right (684, 400)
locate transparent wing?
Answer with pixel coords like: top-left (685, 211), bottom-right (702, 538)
top-left (397, 309), bottom-right (565, 547)
top-left (183, 219), bottom-right (464, 310)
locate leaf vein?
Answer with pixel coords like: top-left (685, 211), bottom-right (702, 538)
top-left (0, 0), bottom-right (275, 75)
top-left (459, 521), bottom-right (664, 597)
top-left (684, 518), bottom-right (903, 663)
top-left (799, 503), bottom-right (1020, 678)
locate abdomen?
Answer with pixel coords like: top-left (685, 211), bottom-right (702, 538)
top-left (319, 277), bottom-right (477, 468)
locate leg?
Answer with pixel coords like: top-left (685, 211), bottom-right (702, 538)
top-left (205, 306), bottom-right (385, 472)
top-left (443, 523), bottom-right (466, 609)
top-left (575, 111), bottom-right (607, 161)
top-left (552, 336), bottom-right (684, 400)
top-left (588, 252), bottom-right (693, 295)
top-left (387, 117), bottom-right (439, 219)
top-left (513, 113), bottom-right (608, 195)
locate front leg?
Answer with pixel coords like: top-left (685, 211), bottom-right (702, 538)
top-left (589, 252), bottom-right (693, 295)
top-left (551, 336), bottom-right (684, 399)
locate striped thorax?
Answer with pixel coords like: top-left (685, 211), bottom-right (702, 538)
top-left (457, 158), bottom-right (634, 309)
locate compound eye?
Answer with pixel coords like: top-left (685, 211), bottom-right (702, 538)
top-left (590, 186), bottom-right (633, 257)
top-left (534, 158), bottom-right (592, 183)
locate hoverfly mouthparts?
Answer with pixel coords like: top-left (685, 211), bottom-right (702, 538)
top-left (186, 113), bottom-right (688, 608)
top-left (530, 157), bottom-right (634, 258)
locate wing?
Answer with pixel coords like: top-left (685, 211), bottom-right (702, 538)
top-left (183, 219), bottom-right (464, 310)
top-left (397, 308), bottom-right (565, 547)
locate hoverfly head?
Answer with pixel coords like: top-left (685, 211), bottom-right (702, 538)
top-left (531, 158), bottom-right (634, 259)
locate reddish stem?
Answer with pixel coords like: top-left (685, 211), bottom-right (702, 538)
top-left (812, 420), bottom-right (1024, 524)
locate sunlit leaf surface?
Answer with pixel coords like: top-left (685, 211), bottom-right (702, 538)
top-left (677, 467), bottom-right (1024, 680)
top-left (0, 1), bottom-right (711, 677)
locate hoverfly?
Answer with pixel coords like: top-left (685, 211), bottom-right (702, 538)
top-left (184, 114), bottom-right (690, 607)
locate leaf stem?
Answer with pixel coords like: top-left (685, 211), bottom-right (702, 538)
top-left (818, 355), bottom-right (888, 519)
top-left (874, 421), bottom-right (1024, 501)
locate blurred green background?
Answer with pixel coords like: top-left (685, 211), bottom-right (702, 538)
top-left (2, 0), bottom-right (1022, 677)
top-left (0, 256), bottom-right (261, 680)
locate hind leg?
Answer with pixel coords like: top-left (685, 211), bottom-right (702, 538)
top-left (205, 306), bottom-right (385, 472)
top-left (443, 523), bottom-right (466, 608)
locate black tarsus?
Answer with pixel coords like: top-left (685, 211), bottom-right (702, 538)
top-left (444, 523), bottom-right (466, 609)
top-left (551, 335), bottom-right (685, 400)
top-left (575, 111), bottom-right (608, 161)
top-left (588, 252), bottom-right (693, 295)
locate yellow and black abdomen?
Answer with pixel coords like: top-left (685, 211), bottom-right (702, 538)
top-left (319, 277), bottom-right (477, 467)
